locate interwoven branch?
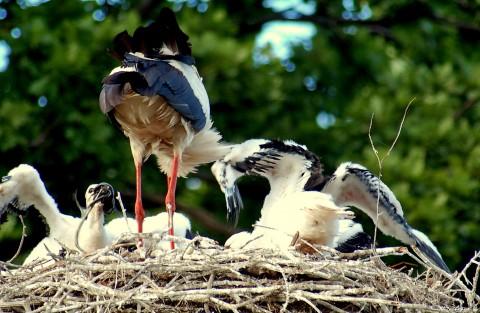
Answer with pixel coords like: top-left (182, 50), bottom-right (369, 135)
top-left (0, 235), bottom-right (478, 312)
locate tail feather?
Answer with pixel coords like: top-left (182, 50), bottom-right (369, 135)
top-left (110, 7), bottom-right (191, 60)
top-left (333, 220), bottom-right (373, 252)
top-left (410, 228), bottom-right (450, 273)
top-left (335, 231), bottom-right (372, 253)
top-left (179, 127), bottom-right (231, 175)
top-left (111, 31), bottom-right (134, 61)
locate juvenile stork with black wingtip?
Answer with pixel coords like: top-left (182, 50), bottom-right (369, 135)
top-left (212, 139), bottom-right (363, 253)
top-left (212, 139), bottom-right (450, 273)
top-left (99, 8), bottom-right (228, 248)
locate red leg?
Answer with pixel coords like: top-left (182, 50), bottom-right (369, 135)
top-left (165, 154), bottom-right (180, 249)
top-left (135, 163), bottom-right (145, 235)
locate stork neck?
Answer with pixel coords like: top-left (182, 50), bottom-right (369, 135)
top-left (30, 185), bottom-right (63, 227)
top-left (78, 206), bottom-right (109, 252)
top-left (85, 205), bottom-right (105, 229)
top-left (264, 157), bottom-right (309, 195)
top-left (258, 173), bottom-right (307, 222)
top-left (266, 175), bottom-right (305, 197)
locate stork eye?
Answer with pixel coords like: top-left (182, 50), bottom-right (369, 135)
top-left (88, 188), bottom-right (94, 193)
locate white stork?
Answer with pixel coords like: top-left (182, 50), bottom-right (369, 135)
top-left (0, 165), bottom-right (115, 265)
top-left (99, 8), bottom-right (228, 249)
top-left (211, 139), bottom-right (450, 273)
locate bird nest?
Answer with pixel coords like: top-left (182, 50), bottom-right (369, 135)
top-left (0, 234), bottom-right (478, 313)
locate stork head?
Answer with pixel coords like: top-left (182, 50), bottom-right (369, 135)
top-left (84, 183), bottom-right (116, 215)
top-left (211, 139), bottom-right (277, 225)
top-left (212, 139), bottom-right (326, 225)
top-left (211, 160), bottom-right (244, 226)
top-left (0, 164), bottom-right (45, 219)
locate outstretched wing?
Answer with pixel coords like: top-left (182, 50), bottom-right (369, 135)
top-left (322, 162), bottom-right (450, 272)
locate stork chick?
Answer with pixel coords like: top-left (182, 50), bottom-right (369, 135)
top-left (105, 211), bottom-right (193, 250)
top-left (99, 8), bottom-right (228, 249)
top-left (212, 139), bottom-right (450, 272)
top-left (322, 162), bottom-right (450, 271)
top-left (0, 164), bottom-right (114, 265)
top-left (213, 139), bottom-right (359, 252)
top-left (225, 191), bottom-right (354, 253)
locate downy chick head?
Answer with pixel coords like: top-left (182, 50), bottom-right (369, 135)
top-left (0, 164), bottom-right (46, 218)
top-left (83, 183), bottom-right (116, 223)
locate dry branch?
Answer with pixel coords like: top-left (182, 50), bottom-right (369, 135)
top-left (1, 234), bottom-right (478, 312)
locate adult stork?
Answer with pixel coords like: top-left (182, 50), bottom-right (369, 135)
top-left (0, 164), bottom-right (115, 264)
top-left (211, 139), bottom-right (450, 273)
top-left (99, 8), bottom-right (228, 248)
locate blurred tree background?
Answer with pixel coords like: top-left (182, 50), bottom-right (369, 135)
top-left (0, 0), bottom-right (479, 271)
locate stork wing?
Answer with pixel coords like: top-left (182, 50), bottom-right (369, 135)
top-left (100, 55), bottom-right (208, 132)
top-left (333, 219), bottom-right (373, 252)
top-left (322, 162), bottom-right (450, 272)
top-left (110, 8), bottom-right (191, 60)
top-left (100, 8), bottom-right (209, 132)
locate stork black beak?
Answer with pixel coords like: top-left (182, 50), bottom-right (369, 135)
top-left (225, 183), bottom-right (243, 226)
top-left (90, 182), bottom-right (116, 214)
top-left (1, 175), bottom-right (11, 183)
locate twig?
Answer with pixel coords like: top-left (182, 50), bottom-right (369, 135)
top-left (74, 205), bottom-right (93, 254)
top-left (468, 259), bottom-right (480, 309)
top-left (381, 98), bottom-right (414, 163)
top-left (115, 191), bottom-right (133, 233)
top-left (7, 215), bottom-right (27, 263)
top-left (368, 99), bottom-right (414, 250)
top-left (279, 267), bottom-right (290, 313)
top-left (293, 294), bottom-right (322, 313)
top-left (0, 236), bottom-right (475, 312)
top-left (368, 112), bottom-right (382, 251)
top-left (447, 251), bottom-right (480, 289)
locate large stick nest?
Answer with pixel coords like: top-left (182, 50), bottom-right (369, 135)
top-left (0, 234), bottom-right (478, 313)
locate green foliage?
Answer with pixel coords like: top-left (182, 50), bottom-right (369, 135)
top-left (0, 0), bottom-right (478, 270)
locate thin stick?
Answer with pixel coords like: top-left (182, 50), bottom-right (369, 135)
top-left (116, 191), bottom-right (133, 233)
top-left (74, 205), bottom-right (94, 254)
top-left (447, 251), bottom-right (480, 289)
top-left (279, 267), bottom-right (290, 313)
top-left (381, 98), bottom-right (414, 163)
top-left (368, 99), bottom-right (414, 251)
top-left (7, 215), bottom-right (27, 263)
top-left (2, 235), bottom-right (474, 312)
top-left (239, 234), bottom-right (265, 250)
top-left (294, 294), bottom-right (322, 313)
top-left (368, 113), bottom-right (382, 251)
top-left (468, 259), bottom-right (480, 309)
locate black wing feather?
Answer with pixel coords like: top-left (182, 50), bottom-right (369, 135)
top-left (109, 7), bottom-right (191, 60)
